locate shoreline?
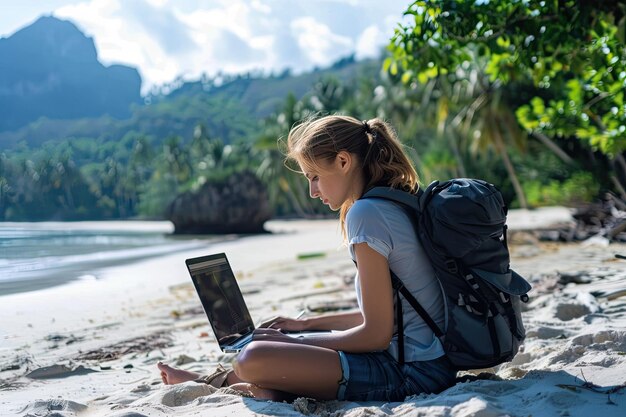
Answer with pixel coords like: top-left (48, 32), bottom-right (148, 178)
top-left (0, 240), bottom-right (212, 297)
top-left (0, 206), bottom-right (573, 299)
top-left (0, 219), bottom-right (340, 298)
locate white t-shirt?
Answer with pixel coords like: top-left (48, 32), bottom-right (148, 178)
top-left (346, 197), bottom-right (446, 362)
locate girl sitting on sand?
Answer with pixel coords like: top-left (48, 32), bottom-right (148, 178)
top-left (158, 115), bottom-right (457, 401)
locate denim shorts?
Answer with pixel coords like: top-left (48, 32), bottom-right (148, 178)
top-left (336, 350), bottom-right (456, 402)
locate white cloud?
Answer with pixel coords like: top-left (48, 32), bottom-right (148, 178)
top-left (290, 17), bottom-right (352, 67)
top-left (125, 1), bottom-right (196, 55)
top-left (250, 0), bottom-right (271, 14)
top-left (55, 0), bottom-right (184, 93)
top-left (144, 0), bottom-right (169, 7)
top-left (355, 25), bottom-right (385, 60)
top-left (49, 0), bottom-right (410, 94)
top-left (173, 3), bottom-right (276, 80)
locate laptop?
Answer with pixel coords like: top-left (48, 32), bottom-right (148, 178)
top-left (185, 252), bottom-right (329, 353)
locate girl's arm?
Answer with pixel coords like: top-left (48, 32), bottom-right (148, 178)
top-left (254, 242), bottom-right (394, 352)
top-left (260, 310), bottom-right (363, 331)
top-left (301, 311), bottom-right (364, 330)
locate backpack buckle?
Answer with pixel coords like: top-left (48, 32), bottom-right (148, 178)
top-left (445, 259), bottom-right (458, 274)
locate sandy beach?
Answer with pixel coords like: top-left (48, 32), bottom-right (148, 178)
top-left (1, 210), bottom-right (625, 417)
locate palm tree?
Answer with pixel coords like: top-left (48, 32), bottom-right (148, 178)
top-left (162, 136), bottom-right (192, 185)
top-left (254, 93), bottom-right (329, 217)
top-left (464, 89), bottom-right (528, 208)
top-left (410, 56), bottom-right (530, 208)
top-left (0, 154), bottom-right (13, 220)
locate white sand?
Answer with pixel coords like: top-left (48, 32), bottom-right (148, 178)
top-left (1, 213), bottom-right (625, 417)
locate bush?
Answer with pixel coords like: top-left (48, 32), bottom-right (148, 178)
top-left (523, 172), bottom-right (599, 207)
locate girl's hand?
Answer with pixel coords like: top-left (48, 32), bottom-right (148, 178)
top-left (251, 328), bottom-right (303, 344)
top-left (258, 316), bottom-right (307, 332)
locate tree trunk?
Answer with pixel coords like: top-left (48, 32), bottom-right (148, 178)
top-left (407, 147), bottom-right (428, 184)
top-left (449, 130), bottom-right (467, 177)
top-left (611, 154), bottom-right (626, 201)
top-left (284, 176), bottom-right (311, 218)
top-left (531, 131), bottom-right (575, 165)
top-left (492, 120), bottom-right (528, 209)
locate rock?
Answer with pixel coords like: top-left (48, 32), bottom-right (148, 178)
top-left (553, 293), bottom-right (599, 321)
top-left (557, 271), bottom-right (593, 285)
top-left (166, 171), bottom-right (272, 234)
top-left (175, 354), bottom-right (196, 365)
top-left (26, 364), bottom-right (97, 379)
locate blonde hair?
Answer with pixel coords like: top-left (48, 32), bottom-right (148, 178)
top-left (285, 115), bottom-right (419, 238)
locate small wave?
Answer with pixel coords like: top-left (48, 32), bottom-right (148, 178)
top-left (0, 240), bottom-right (206, 284)
top-left (0, 222), bottom-right (229, 296)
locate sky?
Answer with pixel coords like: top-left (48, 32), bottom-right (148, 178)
top-left (0, 0), bottom-right (413, 94)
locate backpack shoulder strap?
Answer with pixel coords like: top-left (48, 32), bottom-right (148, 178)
top-left (362, 186), bottom-right (421, 211)
top-left (361, 181), bottom-right (451, 213)
top-left (390, 271), bottom-right (444, 338)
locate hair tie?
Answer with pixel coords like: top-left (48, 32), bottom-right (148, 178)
top-left (362, 120), bottom-right (372, 134)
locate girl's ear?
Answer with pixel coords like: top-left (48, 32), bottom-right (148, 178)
top-left (335, 151), bottom-right (352, 172)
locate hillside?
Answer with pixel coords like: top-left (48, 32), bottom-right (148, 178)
top-left (0, 56), bottom-right (381, 150)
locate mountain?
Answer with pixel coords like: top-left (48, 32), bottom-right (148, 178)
top-left (0, 16), bottom-right (141, 132)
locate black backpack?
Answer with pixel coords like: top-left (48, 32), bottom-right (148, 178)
top-left (361, 178), bottom-right (531, 370)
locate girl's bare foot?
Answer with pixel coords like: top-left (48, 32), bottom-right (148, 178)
top-left (157, 362), bottom-right (201, 385)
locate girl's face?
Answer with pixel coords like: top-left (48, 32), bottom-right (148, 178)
top-left (302, 152), bottom-right (360, 211)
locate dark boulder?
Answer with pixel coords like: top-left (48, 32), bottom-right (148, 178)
top-left (166, 171), bottom-right (272, 234)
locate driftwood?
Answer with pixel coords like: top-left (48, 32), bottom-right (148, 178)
top-left (533, 193), bottom-right (626, 243)
top-left (557, 370), bottom-right (626, 406)
top-left (75, 333), bottom-right (173, 362)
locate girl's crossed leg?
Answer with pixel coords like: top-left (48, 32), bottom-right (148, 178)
top-left (158, 340), bottom-right (343, 401)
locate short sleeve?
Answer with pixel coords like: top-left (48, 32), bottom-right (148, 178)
top-left (346, 199), bottom-right (392, 260)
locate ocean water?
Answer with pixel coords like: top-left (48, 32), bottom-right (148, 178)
top-left (0, 221), bottom-right (210, 296)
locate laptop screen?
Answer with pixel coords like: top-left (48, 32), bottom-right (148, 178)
top-left (186, 253), bottom-right (254, 346)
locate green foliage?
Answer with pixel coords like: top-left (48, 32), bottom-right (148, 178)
top-left (0, 149), bottom-right (101, 220)
top-left (387, 0), bottom-right (626, 155)
top-left (136, 172), bottom-right (178, 218)
top-left (524, 172), bottom-right (600, 207)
